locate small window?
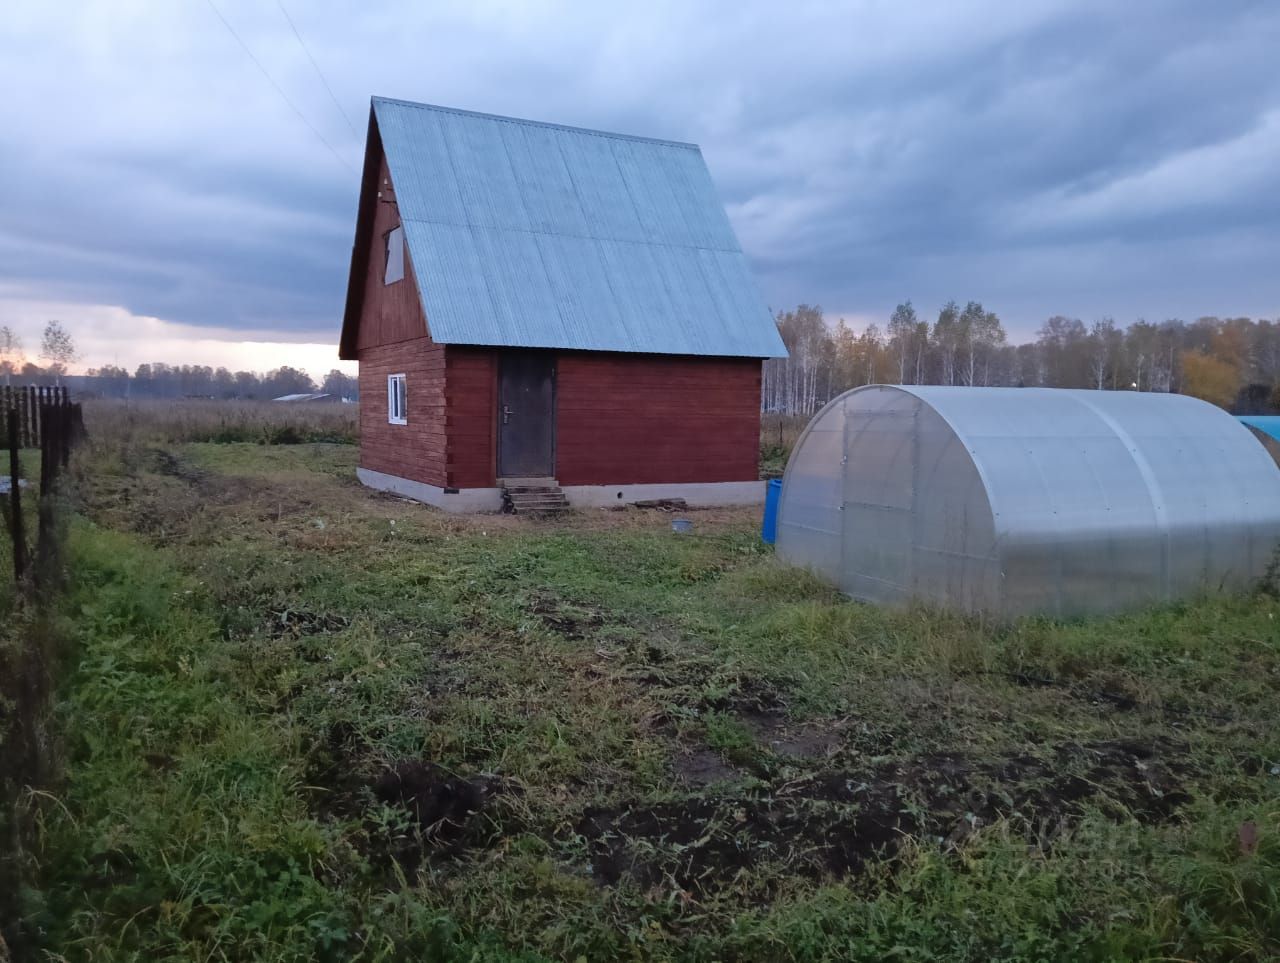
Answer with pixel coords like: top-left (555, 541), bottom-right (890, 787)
top-left (384, 226), bottom-right (405, 285)
top-left (387, 373), bottom-right (407, 425)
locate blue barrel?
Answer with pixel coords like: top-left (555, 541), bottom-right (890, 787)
top-left (761, 478), bottom-right (782, 544)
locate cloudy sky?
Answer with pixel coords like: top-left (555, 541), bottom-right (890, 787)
top-left (2, 0), bottom-right (1278, 376)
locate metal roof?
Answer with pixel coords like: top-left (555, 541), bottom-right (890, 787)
top-left (778, 386), bottom-right (1280, 617)
top-left (370, 97), bottom-right (785, 358)
top-left (1239, 415), bottom-right (1280, 442)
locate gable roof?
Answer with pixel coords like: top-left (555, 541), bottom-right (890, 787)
top-left (340, 97), bottom-right (785, 359)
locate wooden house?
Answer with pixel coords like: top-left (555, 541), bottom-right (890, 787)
top-left (339, 97), bottom-right (786, 512)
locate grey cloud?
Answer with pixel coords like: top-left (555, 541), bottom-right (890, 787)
top-left (1, 0), bottom-right (1277, 343)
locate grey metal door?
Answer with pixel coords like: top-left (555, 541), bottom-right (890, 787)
top-left (498, 352), bottom-right (556, 478)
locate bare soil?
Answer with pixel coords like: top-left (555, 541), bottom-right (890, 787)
top-left (577, 737), bottom-right (1193, 894)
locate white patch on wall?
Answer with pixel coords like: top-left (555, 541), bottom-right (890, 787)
top-left (384, 226), bottom-right (405, 285)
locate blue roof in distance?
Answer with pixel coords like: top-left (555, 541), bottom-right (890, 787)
top-left (1239, 415), bottom-right (1280, 442)
top-left (372, 97), bottom-right (786, 358)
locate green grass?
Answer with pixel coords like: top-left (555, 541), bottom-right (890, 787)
top-left (9, 435), bottom-right (1280, 960)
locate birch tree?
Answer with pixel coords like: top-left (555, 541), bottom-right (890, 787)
top-left (0, 326), bottom-right (22, 385)
top-left (887, 301), bottom-right (917, 384)
top-left (40, 321), bottom-right (79, 385)
top-left (932, 301), bottom-right (961, 386)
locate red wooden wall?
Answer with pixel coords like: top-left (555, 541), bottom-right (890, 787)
top-left (443, 347), bottom-right (497, 489)
top-left (413, 349), bottom-right (761, 487)
top-left (353, 150), bottom-right (448, 487)
top-left (556, 353), bottom-right (761, 485)
top-left (360, 343), bottom-right (762, 489)
top-left (358, 337), bottom-right (446, 486)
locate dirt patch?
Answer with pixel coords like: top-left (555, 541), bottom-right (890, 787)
top-left (701, 676), bottom-right (790, 715)
top-left (253, 491), bottom-right (320, 523)
top-left (305, 721), bottom-right (368, 804)
top-left (305, 724), bottom-right (510, 873)
top-left (675, 747), bottom-right (744, 787)
top-left (362, 761), bottom-right (513, 874)
top-left (577, 737), bottom-right (1193, 894)
top-left (625, 653), bottom-right (790, 715)
top-left (143, 752), bottom-right (176, 771)
top-left (371, 761), bottom-right (500, 843)
top-left (527, 593), bottom-right (605, 640)
top-left (1010, 671), bottom-right (1140, 712)
top-left (419, 647), bottom-right (472, 698)
top-left (578, 795), bottom-right (900, 891)
top-left (151, 448), bottom-right (206, 484)
top-left (748, 716), bottom-right (845, 760)
top-left (268, 608), bottom-right (350, 639)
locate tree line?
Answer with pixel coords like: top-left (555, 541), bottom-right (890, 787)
top-left (763, 303), bottom-right (1280, 415)
top-left (0, 321), bottom-right (356, 400)
top-left (78, 364), bottom-right (357, 401)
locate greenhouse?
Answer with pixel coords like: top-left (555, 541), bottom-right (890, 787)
top-left (775, 385), bottom-right (1280, 617)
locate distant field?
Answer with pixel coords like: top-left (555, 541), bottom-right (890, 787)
top-left (81, 402), bottom-right (804, 477)
top-left (4, 403), bottom-right (1279, 960)
top-left (83, 398), bottom-right (359, 446)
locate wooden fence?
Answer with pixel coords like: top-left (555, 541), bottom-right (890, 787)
top-left (2, 385), bottom-right (71, 449)
top-left (2, 388), bottom-right (85, 587)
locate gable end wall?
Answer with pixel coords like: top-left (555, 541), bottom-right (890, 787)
top-left (354, 151), bottom-right (447, 487)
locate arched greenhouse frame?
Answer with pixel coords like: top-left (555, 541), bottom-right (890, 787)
top-left (775, 385), bottom-right (1280, 617)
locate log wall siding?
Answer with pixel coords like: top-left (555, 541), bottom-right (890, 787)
top-left (443, 346), bottom-right (498, 489)
top-left (357, 344), bottom-right (761, 489)
top-left (357, 337), bottom-right (447, 487)
top-left (555, 353), bottom-right (762, 485)
top-left (355, 155), bottom-right (427, 353)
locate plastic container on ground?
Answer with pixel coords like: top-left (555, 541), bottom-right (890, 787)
top-left (761, 478), bottom-right (782, 543)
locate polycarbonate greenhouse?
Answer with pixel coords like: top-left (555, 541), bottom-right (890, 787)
top-left (776, 385), bottom-right (1280, 617)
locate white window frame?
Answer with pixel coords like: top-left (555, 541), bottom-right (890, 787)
top-left (387, 373), bottom-right (407, 425)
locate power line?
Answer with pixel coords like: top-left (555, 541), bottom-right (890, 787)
top-left (275, 0), bottom-right (361, 140)
top-left (201, 0), bottom-right (354, 173)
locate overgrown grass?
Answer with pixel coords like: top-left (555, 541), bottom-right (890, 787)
top-left (9, 422), bottom-right (1280, 960)
top-left (82, 399), bottom-right (358, 447)
top-left (759, 413), bottom-right (807, 476)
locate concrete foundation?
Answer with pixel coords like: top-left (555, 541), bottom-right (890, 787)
top-left (357, 467), bottom-right (765, 513)
top-left (562, 481), bottom-right (765, 508)
top-left (357, 467), bottom-right (504, 512)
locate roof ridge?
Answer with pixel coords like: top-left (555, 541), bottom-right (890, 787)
top-left (371, 95), bottom-right (701, 150)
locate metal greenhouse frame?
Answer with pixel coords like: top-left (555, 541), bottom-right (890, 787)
top-left (775, 385), bottom-right (1280, 617)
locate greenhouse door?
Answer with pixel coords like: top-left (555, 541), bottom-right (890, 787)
top-left (841, 406), bottom-right (917, 603)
